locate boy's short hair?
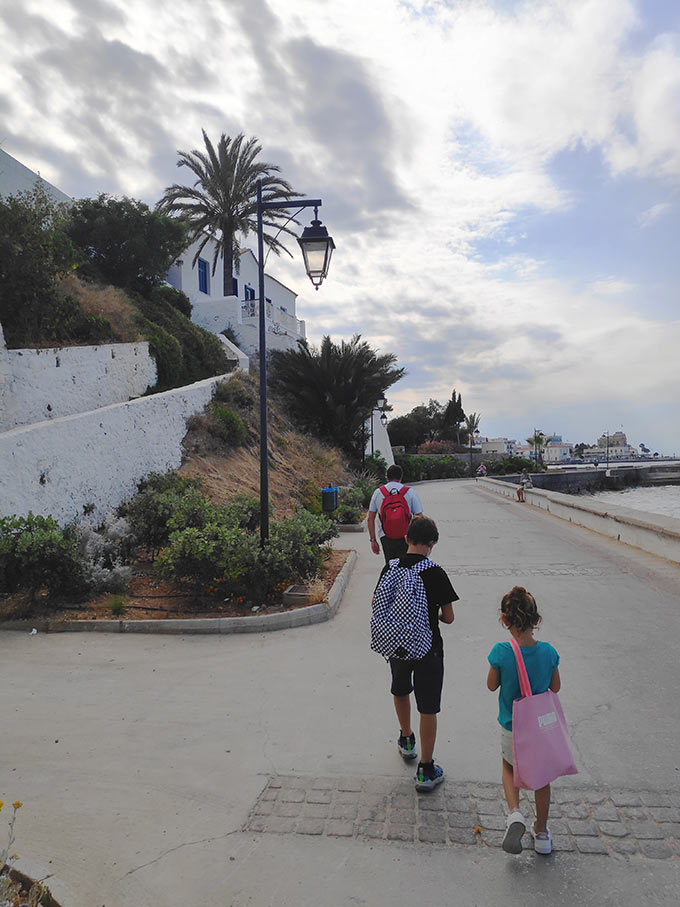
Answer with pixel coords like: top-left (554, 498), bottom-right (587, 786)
top-left (406, 515), bottom-right (438, 546)
top-left (386, 464), bottom-right (403, 481)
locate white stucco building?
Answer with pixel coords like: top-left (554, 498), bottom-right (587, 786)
top-left (0, 148), bottom-right (71, 204)
top-left (544, 440), bottom-right (574, 463)
top-left (481, 437), bottom-right (516, 455)
top-left (166, 240), bottom-right (306, 358)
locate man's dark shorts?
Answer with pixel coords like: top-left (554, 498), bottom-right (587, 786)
top-left (380, 535), bottom-right (408, 565)
top-left (389, 648), bottom-right (444, 714)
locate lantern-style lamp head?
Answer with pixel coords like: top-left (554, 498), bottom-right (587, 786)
top-left (297, 208), bottom-right (335, 290)
top-left (380, 412), bottom-right (388, 427)
top-left (376, 392), bottom-right (387, 412)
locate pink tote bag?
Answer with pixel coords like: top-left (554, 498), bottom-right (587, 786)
top-left (509, 638), bottom-right (578, 790)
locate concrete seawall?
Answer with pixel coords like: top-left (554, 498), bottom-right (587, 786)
top-left (478, 476), bottom-right (680, 565)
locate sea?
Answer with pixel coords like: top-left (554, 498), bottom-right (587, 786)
top-left (546, 460), bottom-right (680, 521)
top-left (588, 485), bottom-right (680, 521)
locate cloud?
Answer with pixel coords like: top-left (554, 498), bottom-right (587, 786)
top-left (638, 201), bottom-right (673, 228)
top-left (1, 0), bottom-right (678, 451)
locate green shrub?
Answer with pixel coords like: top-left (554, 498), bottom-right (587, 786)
top-left (213, 374), bottom-right (256, 409)
top-left (333, 486), bottom-right (365, 524)
top-left (0, 513), bottom-right (88, 599)
top-left (118, 472), bottom-right (204, 559)
top-left (300, 480), bottom-right (324, 516)
top-left (216, 495), bottom-right (262, 532)
top-left (110, 595), bottom-right (127, 616)
top-left (364, 452), bottom-right (388, 479)
top-left (140, 319), bottom-right (183, 389)
top-left (335, 503), bottom-right (363, 524)
top-left (157, 508), bottom-right (336, 604)
top-left (165, 488), bottom-right (215, 533)
top-left (221, 323), bottom-right (242, 348)
top-left (150, 284), bottom-right (192, 318)
top-left (484, 456), bottom-right (537, 476)
top-left (394, 454), bottom-right (468, 482)
top-left (208, 404), bottom-right (248, 446)
top-left (350, 470), bottom-right (378, 508)
top-left (133, 291), bottom-right (229, 390)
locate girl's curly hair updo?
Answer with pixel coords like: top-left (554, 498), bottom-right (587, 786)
top-left (500, 586), bottom-right (541, 632)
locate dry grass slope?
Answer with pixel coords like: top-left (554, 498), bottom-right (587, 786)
top-left (59, 273), bottom-right (142, 342)
top-left (180, 372), bottom-right (354, 518)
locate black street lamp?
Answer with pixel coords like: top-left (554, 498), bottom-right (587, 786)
top-left (370, 393), bottom-right (388, 456)
top-left (256, 180), bottom-right (335, 545)
top-left (469, 428), bottom-right (480, 475)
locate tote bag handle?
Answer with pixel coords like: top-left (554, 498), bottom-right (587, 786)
top-left (509, 637), bottom-right (533, 698)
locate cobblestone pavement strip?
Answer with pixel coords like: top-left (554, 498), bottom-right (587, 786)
top-left (245, 775), bottom-right (680, 859)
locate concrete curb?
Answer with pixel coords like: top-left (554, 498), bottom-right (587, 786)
top-left (0, 550), bottom-right (358, 636)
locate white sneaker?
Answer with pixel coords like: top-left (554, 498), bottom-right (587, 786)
top-left (502, 810), bottom-right (526, 854)
top-left (531, 824), bottom-right (553, 855)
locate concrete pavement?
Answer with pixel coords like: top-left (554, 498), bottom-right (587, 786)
top-left (1, 479), bottom-right (679, 905)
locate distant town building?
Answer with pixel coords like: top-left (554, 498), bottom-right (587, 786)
top-left (544, 439), bottom-right (573, 463)
top-left (581, 431), bottom-right (637, 462)
top-left (481, 437), bottom-right (516, 455)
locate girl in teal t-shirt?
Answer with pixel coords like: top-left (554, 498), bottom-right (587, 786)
top-left (487, 586), bottom-right (561, 856)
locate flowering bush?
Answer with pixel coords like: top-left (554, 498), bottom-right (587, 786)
top-left (416, 440), bottom-right (456, 455)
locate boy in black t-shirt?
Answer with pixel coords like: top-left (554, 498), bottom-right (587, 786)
top-left (376, 516), bottom-right (458, 791)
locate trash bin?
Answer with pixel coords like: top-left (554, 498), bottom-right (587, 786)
top-left (321, 486), bottom-right (338, 512)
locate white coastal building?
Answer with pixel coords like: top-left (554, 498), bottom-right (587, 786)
top-left (0, 148), bottom-right (72, 204)
top-left (481, 437), bottom-right (516, 455)
top-left (166, 240), bottom-right (306, 359)
top-left (543, 440), bottom-right (574, 463)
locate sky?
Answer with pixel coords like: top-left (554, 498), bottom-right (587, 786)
top-left (1, 0), bottom-right (679, 453)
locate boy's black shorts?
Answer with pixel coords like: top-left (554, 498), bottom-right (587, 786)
top-left (389, 648), bottom-right (444, 714)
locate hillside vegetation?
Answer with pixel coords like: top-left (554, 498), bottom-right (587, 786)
top-left (180, 371), bottom-right (354, 518)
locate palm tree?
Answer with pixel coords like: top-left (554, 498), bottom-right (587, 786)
top-left (268, 334), bottom-right (405, 458)
top-left (157, 131), bottom-right (301, 296)
top-left (465, 412), bottom-right (481, 474)
top-left (526, 431), bottom-right (548, 466)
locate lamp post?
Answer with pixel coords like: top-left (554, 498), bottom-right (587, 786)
top-left (469, 428), bottom-right (480, 475)
top-left (256, 180), bottom-right (335, 545)
top-left (605, 431), bottom-right (610, 469)
top-left (533, 428), bottom-right (544, 467)
top-left (370, 393), bottom-right (388, 457)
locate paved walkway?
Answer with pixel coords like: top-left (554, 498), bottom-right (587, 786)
top-left (1, 479), bottom-right (679, 905)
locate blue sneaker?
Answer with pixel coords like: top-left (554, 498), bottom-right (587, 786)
top-left (415, 761), bottom-right (444, 792)
top-left (398, 732), bottom-right (418, 760)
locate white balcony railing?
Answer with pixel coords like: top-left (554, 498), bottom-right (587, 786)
top-left (241, 299), bottom-right (304, 337)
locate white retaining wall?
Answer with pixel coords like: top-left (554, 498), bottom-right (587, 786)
top-left (0, 337), bottom-right (157, 431)
top-left (0, 374), bottom-right (229, 525)
top-left (190, 296), bottom-right (243, 337)
top-left (478, 477), bottom-right (680, 565)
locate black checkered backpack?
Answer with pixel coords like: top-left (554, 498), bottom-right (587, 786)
top-left (370, 558), bottom-right (435, 660)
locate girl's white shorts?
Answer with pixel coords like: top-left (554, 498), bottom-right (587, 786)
top-left (501, 727), bottom-right (513, 765)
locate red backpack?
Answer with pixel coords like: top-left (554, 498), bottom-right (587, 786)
top-left (379, 485), bottom-right (411, 539)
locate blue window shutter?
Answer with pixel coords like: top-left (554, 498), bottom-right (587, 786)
top-left (198, 259), bottom-right (209, 294)
top-left (232, 277), bottom-right (238, 296)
